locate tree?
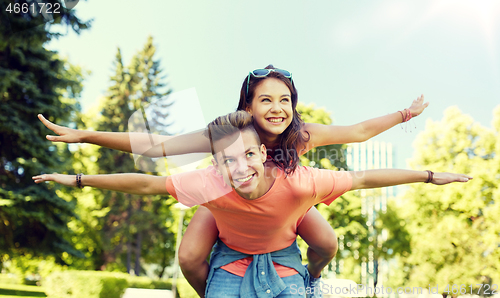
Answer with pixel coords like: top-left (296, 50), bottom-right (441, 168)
top-left (296, 103), bottom-right (368, 281)
top-left (298, 103), bottom-right (346, 171)
top-left (79, 37), bottom-right (175, 276)
top-left (400, 106), bottom-right (500, 292)
top-left (297, 103), bottom-right (412, 285)
top-left (0, 0), bottom-right (90, 267)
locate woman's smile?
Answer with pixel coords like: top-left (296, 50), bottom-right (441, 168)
top-left (267, 117), bottom-right (286, 124)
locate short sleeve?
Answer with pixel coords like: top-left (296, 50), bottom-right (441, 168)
top-left (313, 169), bottom-right (352, 206)
top-left (165, 166), bottom-right (232, 207)
top-left (165, 176), bottom-right (177, 198)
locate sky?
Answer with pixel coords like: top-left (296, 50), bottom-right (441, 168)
top-left (47, 0), bottom-right (500, 169)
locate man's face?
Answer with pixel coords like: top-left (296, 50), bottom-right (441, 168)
top-left (212, 130), bottom-right (267, 199)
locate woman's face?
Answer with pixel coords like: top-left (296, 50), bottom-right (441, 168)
top-left (246, 78), bottom-right (294, 138)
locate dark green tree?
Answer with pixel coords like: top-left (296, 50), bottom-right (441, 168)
top-left (0, 0), bottom-right (90, 267)
top-left (87, 37), bottom-right (174, 275)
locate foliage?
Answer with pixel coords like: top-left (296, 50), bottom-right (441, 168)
top-left (298, 103), bottom-right (346, 170)
top-left (296, 103), bottom-right (411, 284)
top-left (43, 271), bottom-right (128, 298)
top-left (0, 283), bottom-right (46, 297)
top-left (0, 273), bottom-right (22, 285)
top-left (125, 275), bottom-right (172, 289)
top-left (0, 255), bottom-right (66, 285)
top-left (0, 0), bottom-right (90, 267)
top-left (176, 278), bottom-right (199, 298)
top-left (66, 36), bottom-right (176, 277)
top-left (296, 103), bottom-right (365, 279)
top-left (399, 106), bottom-right (500, 290)
top-left (42, 270), bottom-right (185, 297)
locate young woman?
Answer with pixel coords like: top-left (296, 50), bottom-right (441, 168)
top-left (33, 111), bottom-right (469, 298)
top-left (38, 65), bottom-right (429, 296)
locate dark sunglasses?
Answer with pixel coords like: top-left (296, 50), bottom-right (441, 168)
top-left (246, 68), bottom-right (293, 96)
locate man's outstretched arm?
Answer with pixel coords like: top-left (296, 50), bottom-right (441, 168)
top-left (33, 173), bottom-right (169, 196)
top-left (349, 169), bottom-right (472, 190)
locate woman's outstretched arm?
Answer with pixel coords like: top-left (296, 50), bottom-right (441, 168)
top-left (38, 114), bottom-right (211, 157)
top-left (304, 95), bottom-right (429, 146)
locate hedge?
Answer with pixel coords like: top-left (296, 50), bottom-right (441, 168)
top-left (126, 275), bottom-right (171, 290)
top-left (0, 273), bottom-right (39, 286)
top-left (0, 273), bottom-right (20, 285)
top-left (44, 271), bottom-right (128, 298)
top-left (43, 271), bottom-right (197, 298)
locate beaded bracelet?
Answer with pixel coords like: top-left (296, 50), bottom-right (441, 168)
top-left (76, 173), bottom-right (84, 188)
top-left (398, 110), bottom-right (405, 122)
top-left (398, 108), bottom-right (416, 132)
top-left (399, 108), bottom-right (412, 122)
top-left (425, 170), bottom-right (434, 183)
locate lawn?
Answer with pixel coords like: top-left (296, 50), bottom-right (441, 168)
top-left (0, 284), bottom-right (46, 298)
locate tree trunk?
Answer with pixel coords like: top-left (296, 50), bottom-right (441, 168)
top-left (135, 230), bottom-right (143, 276)
top-left (126, 240), bottom-right (132, 274)
top-left (157, 248), bottom-right (167, 279)
top-left (126, 200), bottom-right (132, 274)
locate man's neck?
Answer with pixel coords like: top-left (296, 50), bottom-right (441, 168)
top-left (238, 162), bottom-right (278, 200)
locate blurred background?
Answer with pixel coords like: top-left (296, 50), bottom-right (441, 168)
top-left (1, 1), bottom-right (499, 297)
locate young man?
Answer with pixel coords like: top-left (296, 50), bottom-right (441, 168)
top-left (33, 111), bottom-right (472, 298)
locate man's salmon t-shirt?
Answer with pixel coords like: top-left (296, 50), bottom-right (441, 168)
top-left (165, 165), bottom-right (352, 276)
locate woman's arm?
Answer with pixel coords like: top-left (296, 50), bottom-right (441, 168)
top-left (349, 169), bottom-right (472, 190)
top-left (38, 114), bottom-right (211, 157)
top-left (32, 173), bottom-right (169, 195)
top-left (304, 95), bottom-right (429, 146)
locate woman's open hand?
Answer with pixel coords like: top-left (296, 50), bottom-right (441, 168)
top-left (38, 114), bottom-right (83, 143)
top-left (408, 94), bottom-right (429, 117)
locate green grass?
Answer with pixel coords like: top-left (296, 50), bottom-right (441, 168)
top-left (0, 284), bottom-right (46, 297)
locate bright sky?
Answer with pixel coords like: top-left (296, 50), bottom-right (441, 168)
top-left (48, 0), bottom-right (500, 169)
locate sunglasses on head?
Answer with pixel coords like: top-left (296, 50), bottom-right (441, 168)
top-left (246, 68), bottom-right (293, 96)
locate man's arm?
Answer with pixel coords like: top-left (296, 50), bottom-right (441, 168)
top-left (32, 173), bottom-right (169, 195)
top-left (349, 169), bottom-right (472, 190)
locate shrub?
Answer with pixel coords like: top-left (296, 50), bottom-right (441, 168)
top-left (176, 279), bottom-right (198, 298)
top-left (125, 275), bottom-right (172, 290)
top-left (0, 273), bottom-right (21, 285)
top-left (44, 271), bottom-right (128, 298)
top-left (43, 270), bottom-right (197, 298)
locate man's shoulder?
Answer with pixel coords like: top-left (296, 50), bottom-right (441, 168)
top-left (289, 166), bottom-right (350, 182)
top-left (171, 165), bottom-right (222, 185)
top-left (289, 165), bottom-right (321, 176)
